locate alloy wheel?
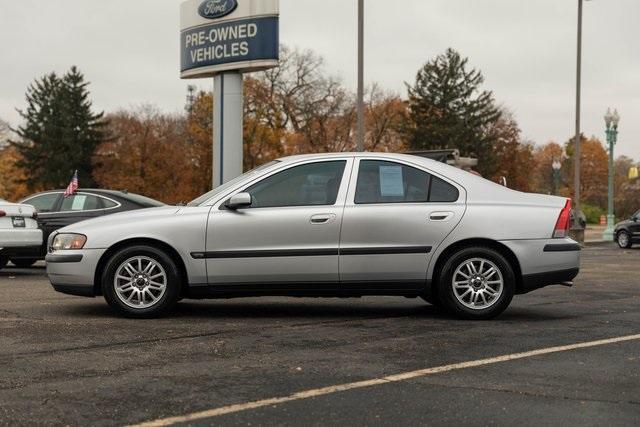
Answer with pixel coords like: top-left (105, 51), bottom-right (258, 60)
top-left (114, 256), bottom-right (167, 309)
top-left (618, 232), bottom-right (630, 248)
top-left (452, 257), bottom-right (504, 310)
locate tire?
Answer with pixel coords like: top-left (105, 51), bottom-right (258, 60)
top-left (0, 253), bottom-right (8, 270)
top-left (437, 247), bottom-right (515, 320)
top-left (10, 258), bottom-right (38, 268)
top-left (616, 231), bottom-right (632, 249)
top-left (101, 245), bottom-right (181, 318)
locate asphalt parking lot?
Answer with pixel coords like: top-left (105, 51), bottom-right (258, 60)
top-left (0, 242), bottom-right (638, 426)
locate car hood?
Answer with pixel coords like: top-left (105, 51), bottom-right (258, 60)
top-left (57, 206), bottom-right (181, 233)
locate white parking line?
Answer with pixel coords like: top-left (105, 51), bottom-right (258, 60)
top-left (133, 333), bottom-right (640, 427)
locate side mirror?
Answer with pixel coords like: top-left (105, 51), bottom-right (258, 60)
top-left (225, 192), bottom-right (252, 210)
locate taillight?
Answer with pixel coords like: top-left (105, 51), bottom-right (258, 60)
top-left (553, 199), bottom-right (572, 238)
top-left (0, 210), bottom-right (5, 217)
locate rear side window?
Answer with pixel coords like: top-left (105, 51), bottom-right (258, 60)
top-left (355, 160), bottom-right (459, 204)
top-left (101, 198), bottom-right (118, 209)
top-left (429, 176), bottom-right (459, 202)
top-left (60, 194), bottom-right (103, 211)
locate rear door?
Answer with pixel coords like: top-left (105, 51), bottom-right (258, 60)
top-left (339, 158), bottom-right (466, 285)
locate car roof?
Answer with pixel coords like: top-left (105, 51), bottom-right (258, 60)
top-left (23, 189), bottom-right (164, 206)
top-left (278, 152), bottom-right (439, 163)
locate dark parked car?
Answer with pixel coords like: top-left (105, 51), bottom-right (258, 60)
top-left (614, 209), bottom-right (640, 249)
top-left (0, 189), bottom-right (164, 268)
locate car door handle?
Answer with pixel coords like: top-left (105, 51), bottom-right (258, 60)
top-left (429, 212), bottom-right (454, 221)
top-left (310, 214), bottom-right (336, 224)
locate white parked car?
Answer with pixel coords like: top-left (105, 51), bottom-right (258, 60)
top-left (0, 199), bottom-right (42, 269)
top-left (46, 153), bottom-right (580, 319)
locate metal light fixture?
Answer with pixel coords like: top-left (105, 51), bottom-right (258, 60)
top-left (552, 159), bottom-right (562, 195)
top-left (603, 108), bottom-right (620, 241)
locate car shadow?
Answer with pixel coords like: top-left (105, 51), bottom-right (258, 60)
top-left (59, 298), bottom-right (575, 322)
top-left (0, 266), bottom-right (46, 277)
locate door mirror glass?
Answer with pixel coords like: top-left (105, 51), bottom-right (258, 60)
top-left (226, 192), bottom-right (252, 210)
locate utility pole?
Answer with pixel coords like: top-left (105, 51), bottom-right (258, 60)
top-left (574, 0), bottom-right (583, 214)
top-left (356, 0), bottom-right (365, 152)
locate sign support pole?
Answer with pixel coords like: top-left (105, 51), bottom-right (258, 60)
top-left (213, 71), bottom-right (244, 188)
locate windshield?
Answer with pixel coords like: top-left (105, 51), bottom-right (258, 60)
top-left (188, 161), bottom-right (280, 206)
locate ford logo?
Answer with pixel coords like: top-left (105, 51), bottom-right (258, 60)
top-left (198, 0), bottom-right (238, 20)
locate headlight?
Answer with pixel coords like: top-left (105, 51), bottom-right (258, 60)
top-left (52, 233), bottom-right (87, 250)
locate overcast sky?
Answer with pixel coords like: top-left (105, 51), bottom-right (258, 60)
top-left (1, 0), bottom-right (638, 160)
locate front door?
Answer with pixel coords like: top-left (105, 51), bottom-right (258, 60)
top-left (339, 158), bottom-right (466, 285)
top-left (205, 159), bottom-right (352, 284)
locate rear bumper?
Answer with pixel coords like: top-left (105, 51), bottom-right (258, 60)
top-left (500, 237), bottom-right (580, 294)
top-left (46, 248), bottom-right (105, 297)
top-left (0, 229), bottom-right (42, 248)
top-left (520, 268), bottom-right (579, 294)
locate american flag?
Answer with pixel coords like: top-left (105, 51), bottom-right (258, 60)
top-left (63, 170), bottom-right (79, 198)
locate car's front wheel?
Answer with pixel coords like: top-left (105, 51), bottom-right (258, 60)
top-left (617, 231), bottom-right (632, 249)
top-left (437, 247), bottom-right (515, 320)
top-left (102, 245), bottom-right (181, 318)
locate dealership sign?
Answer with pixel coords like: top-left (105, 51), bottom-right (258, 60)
top-left (180, 0), bottom-right (279, 78)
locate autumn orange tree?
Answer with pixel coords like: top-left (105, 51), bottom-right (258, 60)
top-left (531, 142), bottom-right (564, 195)
top-left (0, 118), bottom-right (29, 201)
top-left (92, 107), bottom-right (198, 204)
top-left (481, 111), bottom-right (535, 192)
top-left (186, 91), bottom-right (214, 196)
top-left (0, 145), bottom-right (30, 201)
top-left (563, 135), bottom-right (608, 209)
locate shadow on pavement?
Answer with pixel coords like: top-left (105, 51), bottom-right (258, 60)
top-left (57, 298), bottom-right (577, 322)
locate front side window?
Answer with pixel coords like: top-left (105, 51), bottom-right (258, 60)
top-left (355, 160), bottom-right (459, 204)
top-left (23, 193), bottom-right (60, 212)
top-left (245, 161), bottom-right (346, 208)
top-left (60, 194), bottom-right (103, 211)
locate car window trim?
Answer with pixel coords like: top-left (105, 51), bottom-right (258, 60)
top-left (213, 158), bottom-right (354, 210)
top-left (349, 157), bottom-right (463, 206)
top-left (56, 192), bottom-right (123, 214)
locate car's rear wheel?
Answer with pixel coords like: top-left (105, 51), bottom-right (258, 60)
top-left (617, 231), bottom-right (632, 249)
top-left (11, 258), bottom-right (38, 268)
top-left (437, 247), bottom-right (515, 320)
top-left (102, 245), bottom-right (180, 318)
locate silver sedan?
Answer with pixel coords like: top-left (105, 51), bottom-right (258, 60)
top-left (46, 153), bottom-right (580, 319)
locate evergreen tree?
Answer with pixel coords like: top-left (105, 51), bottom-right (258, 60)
top-left (405, 48), bottom-right (501, 161)
top-left (12, 66), bottom-right (106, 189)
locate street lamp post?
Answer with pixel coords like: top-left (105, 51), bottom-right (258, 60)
top-left (603, 108), bottom-right (620, 241)
top-left (552, 159), bottom-right (562, 195)
top-left (356, 0), bottom-right (364, 152)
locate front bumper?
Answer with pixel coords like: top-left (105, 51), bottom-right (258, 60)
top-left (0, 228), bottom-right (42, 248)
top-left (46, 248), bottom-right (106, 297)
top-left (500, 237), bottom-right (581, 294)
